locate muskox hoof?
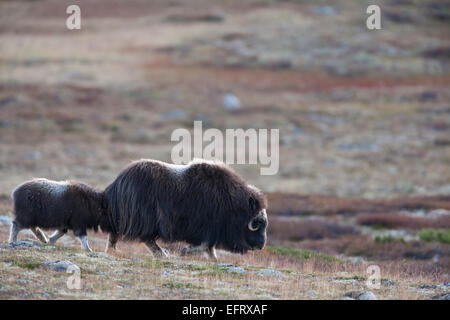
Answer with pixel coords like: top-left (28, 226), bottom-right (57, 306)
top-left (153, 249), bottom-right (169, 258)
top-left (160, 248), bottom-right (169, 258)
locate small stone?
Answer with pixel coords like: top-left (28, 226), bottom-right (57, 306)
top-left (39, 292), bottom-right (52, 299)
top-left (226, 266), bottom-right (246, 274)
top-left (42, 260), bottom-right (79, 272)
top-left (419, 284), bottom-right (437, 289)
top-left (217, 263), bottom-right (234, 267)
top-left (9, 240), bottom-right (42, 249)
top-left (419, 91), bottom-right (438, 102)
top-left (381, 279), bottom-right (396, 286)
top-left (345, 291), bottom-right (377, 300)
top-left (313, 6), bottom-right (337, 15)
top-left (431, 293), bottom-right (450, 300)
top-left (357, 291), bottom-right (377, 300)
top-left (23, 151), bottom-right (41, 161)
top-left (306, 290), bottom-right (318, 296)
top-left (161, 109), bottom-right (187, 120)
top-left (256, 268), bottom-right (285, 278)
top-left (223, 93), bottom-right (240, 110)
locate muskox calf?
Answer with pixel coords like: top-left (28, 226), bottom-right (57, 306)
top-left (102, 159), bottom-right (268, 260)
top-left (9, 178), bottom-right (107, 252)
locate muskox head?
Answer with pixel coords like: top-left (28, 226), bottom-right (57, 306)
top-left (220, 184), bottom-right (268, 254)
top-left (245, 197), bottom-right (268, 250)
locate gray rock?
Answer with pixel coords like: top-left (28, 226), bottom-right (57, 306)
top-left (217, 263), bottom-right (234, 268)
top-left (39, 292), bottom-right (52, 299)
top-left (381, 279), bottom-right (396, 286)
top-left (161, 109), bottom-right (187, 120)
top-left (345, 291), bottom-right (377, 300)
top-left (23, 151), bottom-right (41, 161)
top-left (9, 240), bottom-right (42, 249)
top-left (226, 266), bottom-right (246, 274)
top-left (0, 216), bottom-right (12, 225)
top-left (256, 268), bottom-right (285, 278)
top-left (431, 293), bottom-right (450, 300)
top-left (222, 93), bottom-right (240, 110)
top-left (419, 284), bottom-right (437, 289)
top-left (306, 290), bottom-right (318, 296)
top-left (313, 6), bottom-right (337, 15)
top-left (42, 260), bottom-right (79, 272)
top-left (357, 291), bottom-right (377, 300)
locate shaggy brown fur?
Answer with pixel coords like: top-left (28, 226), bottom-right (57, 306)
top-left (10, 178), bottom-right (107, 252)
top-left (102, 159), bottom-right (268, 259)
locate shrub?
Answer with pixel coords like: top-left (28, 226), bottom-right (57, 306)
top-left (374, 235), bottom-right (406, 244)
top-left (418, 229), bottom-right (450, 244)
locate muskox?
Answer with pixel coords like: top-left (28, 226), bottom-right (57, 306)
top-left (9, 178), bottom-right (107, 252)
top-left (102, 159), bottom-right (268, 260)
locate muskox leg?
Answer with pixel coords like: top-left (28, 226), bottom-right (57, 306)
top-left (8, 221), bottom-right (22, 244)
top-left (78, 235), bottom-right (92, 252)
top-left (207, 246), bottom-right (218, 262)
top-left (75, 230), bottom-right (92, 252)
top-left (181, 243), bottom-right (217, 261)
top-left (31, 227), bottom-right (49, 244)
top-left (144, 240), bottom-right (169, 258)
top-left (104, 233), bottom-right (119, 253)
top-left (49, 229), bottom-right (67, 244)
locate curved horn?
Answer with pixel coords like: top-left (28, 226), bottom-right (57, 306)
top-left (248, 219), bottom-right (258, 231)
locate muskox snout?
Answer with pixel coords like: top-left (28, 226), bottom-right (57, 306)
top-left (254, 241), bottom-right (266, 250)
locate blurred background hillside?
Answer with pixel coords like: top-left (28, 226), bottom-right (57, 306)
top-left (0, 0), bottom-right (449, 290)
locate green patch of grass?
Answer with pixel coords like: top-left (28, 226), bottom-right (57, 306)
top-left (370, 224), bottom-right (388, 230)
top-left (184, 263), bottom-right (209, 272)
top-left (418, 229), bottom-right (450, 244)
top-left (375, 235), bottom-right (406, 244)
top-left (162, 281), bottom-right (203, 290)
top-left (7, 257), bottom-right (43, 270)
top-left (266, 246), bottom-right (338, 262)
top-left (18, 261), bottom-right (42, 269)
top-left (139, 258), bottom-right (175, 269)
top-left (203, 265), bottom-right (245, 278)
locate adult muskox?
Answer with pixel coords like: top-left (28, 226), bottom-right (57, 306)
top-left (102, 159), bottom-right (268, 260)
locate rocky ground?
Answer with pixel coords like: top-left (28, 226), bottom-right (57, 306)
top-left (0, 233), bottom-right (448, 300)
top-left (0, 0), bottom-right (449, 299)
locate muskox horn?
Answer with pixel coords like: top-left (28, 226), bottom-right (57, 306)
top-left (248, 219), bottom-right (258, 231)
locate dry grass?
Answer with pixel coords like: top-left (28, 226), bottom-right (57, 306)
top-left (267, 193), bottom-right (450, 217)
top-left (356, 213), bottom-right (450, 230)
top-left (0, 229), bottom-right (446, 300)
top-left (268, 217), bottom-right (359, 241)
